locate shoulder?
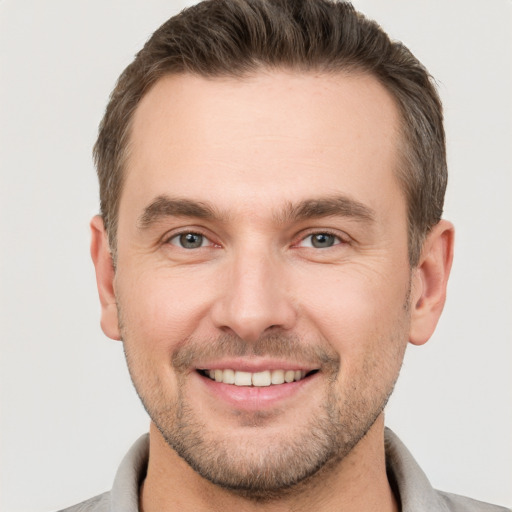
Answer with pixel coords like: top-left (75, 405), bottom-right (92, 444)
top-left (384, 428), bottom-right (509, 512)
top-left (55, 491), bottom-right (111, 512)
top-left (54, 434), bottom-right (148, 512)
top-left (437, 490), bottom-right (511, 512)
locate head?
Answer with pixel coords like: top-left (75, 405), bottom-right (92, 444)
top-left (91, 0), bottom-right (454, 501)
top-left (94, 0), bottom-right (446, 268)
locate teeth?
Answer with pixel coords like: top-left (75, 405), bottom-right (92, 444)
top-left (234, 371), bottom-right (252, 386)
top-left (284, 370), bottom-right (295, 383)
top-left (222, 368), bottom-right (235, 384)
top-left (252, 371), bottom-right (271, 387)
top-left (202, 369), bottom-right (309, 386)
top-left (271, 369), bottom-right (285, 385)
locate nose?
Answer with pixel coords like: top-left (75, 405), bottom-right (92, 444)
top-left (210, 248), bottom-right (297, 342)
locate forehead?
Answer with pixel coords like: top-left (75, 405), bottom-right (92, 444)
top-left (122, 70), bottom-right (403, 220)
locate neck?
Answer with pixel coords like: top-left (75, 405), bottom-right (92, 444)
top-left (140, 414), bottom-right (398, 512)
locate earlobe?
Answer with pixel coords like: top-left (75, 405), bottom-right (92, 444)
top-left (90, 215), bottom-right (121, 341)
top-left (409, 220), bottom-right (455, 346)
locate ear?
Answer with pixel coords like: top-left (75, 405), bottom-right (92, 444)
top-left (90, 215), bottom-right (121, 341)
top-left (409, 220), bottom-right (455, 346)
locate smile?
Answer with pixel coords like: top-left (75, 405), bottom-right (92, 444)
top-left (198, 369), bottom-right (317, 387)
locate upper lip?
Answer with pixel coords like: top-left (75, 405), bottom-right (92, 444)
top-left (195, 357), bottom-right (319, 373)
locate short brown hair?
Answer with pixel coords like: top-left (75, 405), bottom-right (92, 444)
top-left (94, 0), bottom-right (446, 266)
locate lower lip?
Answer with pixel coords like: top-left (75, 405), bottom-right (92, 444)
top-left (197, 372), bottom-right (317, 410)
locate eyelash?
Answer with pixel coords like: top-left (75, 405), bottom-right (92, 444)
top-left (294, 230), bottom-right (347, 249)
top-left (164, 229), bottom-right (348, 250)
top-left (165, 230), bottom-right (216, 249)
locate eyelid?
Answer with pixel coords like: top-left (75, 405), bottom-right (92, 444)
top-left (160, 227), bottom-right (349, 249)
top-left (169, 233), bottom-right (208, 248)
top-left (294, 229), bottom-right (350, 248)
top-left (162, 227), bottom-right (219, 248)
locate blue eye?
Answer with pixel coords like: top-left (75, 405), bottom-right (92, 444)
top-left (169, 232), bottom-right (208, 249)
top-left (300, 233), bottom-right (341, 248)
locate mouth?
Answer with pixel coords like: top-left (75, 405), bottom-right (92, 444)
top-left (197, 368), bottom-right (319, 387)
top-left (194, 364), bottom-right (322, 411)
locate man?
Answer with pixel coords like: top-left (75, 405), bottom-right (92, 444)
top-left (61, 1), bottom-right (508, 511)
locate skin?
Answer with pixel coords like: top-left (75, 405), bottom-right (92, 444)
top-left (91, 70), bottom-right (454, 512)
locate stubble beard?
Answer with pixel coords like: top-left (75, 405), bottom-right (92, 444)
top-left (122, 321), bottom-right (408, 501)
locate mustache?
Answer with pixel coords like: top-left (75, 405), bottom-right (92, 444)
top-left (171, 332), bottom-right (340, 373)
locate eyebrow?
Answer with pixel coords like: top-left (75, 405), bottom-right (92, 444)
top-left (138, 196), bottom-right (222, 229)
top-left (137, 194), bottom-right (375, 230)
top-left (276, 196), bottom-right (375, 224)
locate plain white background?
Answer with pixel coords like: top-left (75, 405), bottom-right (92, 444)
top-left (1, 1), bottom-right (511, 510)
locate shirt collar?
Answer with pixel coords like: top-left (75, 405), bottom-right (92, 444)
top-left (385, 427), bottom-right (449, 512)
top-left (110, 434), bottom-right (148, 512)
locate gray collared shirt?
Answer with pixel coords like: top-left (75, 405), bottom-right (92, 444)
top-left (58, 428), bottom-right (510, 511)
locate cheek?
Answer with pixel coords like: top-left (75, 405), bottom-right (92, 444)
top-left (294, 263), bottom-right (410, 355)
top-left (115, 266), bottom-right (215, 353)
top-left (296, 267), bottom-right (410, 405)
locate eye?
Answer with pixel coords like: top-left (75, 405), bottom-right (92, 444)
top-left (168, 232), bottom-right (210, 249)
top-left (299, 232), bottom-right (342, 249)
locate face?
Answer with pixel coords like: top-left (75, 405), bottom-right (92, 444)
top-left (105, 71), bottom-right (414, 496)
